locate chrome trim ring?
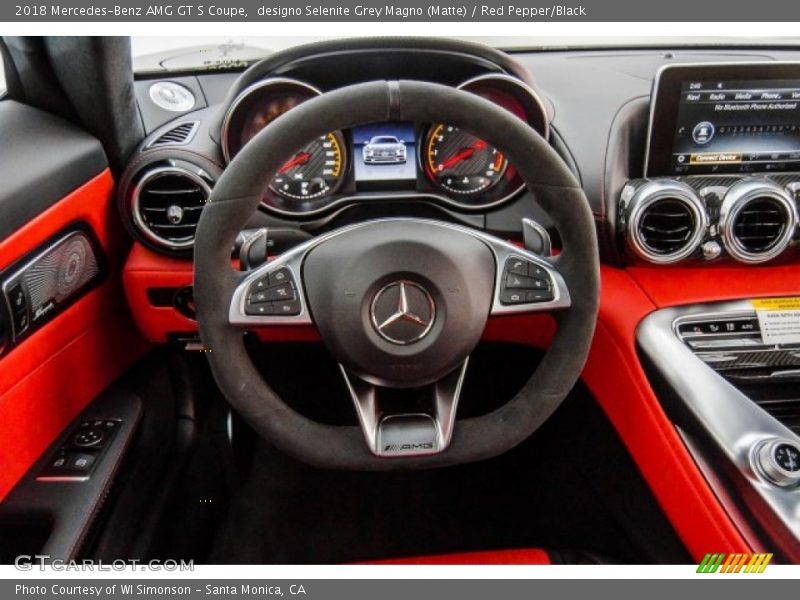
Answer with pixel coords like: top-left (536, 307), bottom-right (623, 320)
top-left (626, 179), bottom-right (708, 264)
top-left (755, 439), bottom-right (800, 488)
top-left (130, 165), bottom-right (212, 251)
top-left (719, 179), bottom-right (798, 264)
top-left (220, 77), bottom-right (323, 164)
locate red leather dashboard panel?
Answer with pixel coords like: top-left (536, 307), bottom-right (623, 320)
top-left (0, 170), bottom-right (149, 502)
top-left (364, 548), bottom-right (550, 565)
top-left (628, 264), bottom-right (800, 308)
top-left (122, 243), bottom-right (196, 342)
top-left (122, 243), bottom-right (321, 343)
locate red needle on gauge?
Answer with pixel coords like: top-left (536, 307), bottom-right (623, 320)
top-left (438, 140), bottom-right (487, 171)
top-left (278, 151), bottom-right (311, 174)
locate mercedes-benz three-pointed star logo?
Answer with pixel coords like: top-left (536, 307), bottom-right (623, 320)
top-left (370, 280), bottom-right (436, 345)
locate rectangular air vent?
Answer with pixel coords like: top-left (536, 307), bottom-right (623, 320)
top-left (147, 121), bottom-right (199, 148)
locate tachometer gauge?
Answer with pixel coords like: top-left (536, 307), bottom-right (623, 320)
top-left (269, 132), bottom-right (346, 200)
top-left (424, 124), bottom-right (507, 195)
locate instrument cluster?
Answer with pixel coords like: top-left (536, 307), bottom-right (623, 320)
top-left (220, 74), bottom-right (549, 217)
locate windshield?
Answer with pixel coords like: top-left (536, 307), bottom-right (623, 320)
top-left (131, 36), bottom-right (800, 73)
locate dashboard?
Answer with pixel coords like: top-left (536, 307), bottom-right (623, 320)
top-left (116, 40), bottom-right (800, 562)
top-left (119, 39), bottom-right (800, 270)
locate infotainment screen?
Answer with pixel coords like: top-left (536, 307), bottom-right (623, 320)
top-left (645, 63), bottom-right (800, 177)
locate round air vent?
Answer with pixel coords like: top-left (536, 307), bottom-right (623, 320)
top-left (132, 166), bottom-right (211, 251)
top-left (721, 180), bottom-right (798, 264)
top-left (626, 181), bottom-right (707, 264)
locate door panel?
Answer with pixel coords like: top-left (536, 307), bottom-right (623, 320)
top-left (0, 100), bottom-right (149, 501)
top-left (0, 101), bottom-right (108, 240)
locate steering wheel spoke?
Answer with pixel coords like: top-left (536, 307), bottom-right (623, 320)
top-left (229, 242), bottom-right (315, 326)
top-left (341, 359), bottom-right (469, 457)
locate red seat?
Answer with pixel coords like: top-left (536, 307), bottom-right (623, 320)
top-left (364, 548), bottom-right (551, 565)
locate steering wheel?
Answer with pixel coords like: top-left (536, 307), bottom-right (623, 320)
top-left (194, 80), bottom-right (599, 470)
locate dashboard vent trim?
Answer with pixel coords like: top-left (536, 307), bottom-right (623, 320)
top-left (720, 180), bottom-right (798, 264)
top-left (131, 166), bottom-right (211, 251)
top-left (626, 180), bottom-right (707, 264)
top-left (148, 121), bottom-right (199, 148)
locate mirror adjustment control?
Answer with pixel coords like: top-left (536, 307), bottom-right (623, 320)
top-left (73, 428), bottom-right (105, 448)
top-left (756, 439), bottom-right (800, 488)
top-left (37, 419), bottom-right (121, 481)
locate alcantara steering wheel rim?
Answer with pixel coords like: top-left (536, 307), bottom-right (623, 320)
top-left (193, 80), bottom-right (599, 470)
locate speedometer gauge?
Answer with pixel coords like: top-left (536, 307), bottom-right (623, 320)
top-left (424, 124), bottom-right (507, 195)
top-left (269, 132), bottom-right (346, 200)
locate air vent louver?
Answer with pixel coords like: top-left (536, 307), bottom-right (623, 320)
top-left (731, 197), bottom-right (787, 253)
top-left (148, 121), bottom-right (198, 148)
top-left (133, 167), bottom-right (210, 250)
top-left (626, 181), bottom-right (706, 264)
top-left (721, 181), bottom-right (797, 264)
top-left (638, 198), bottom-right (696, 255)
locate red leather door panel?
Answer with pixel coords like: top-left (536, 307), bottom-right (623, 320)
top-left (0, 170), bottom-right (149, 501)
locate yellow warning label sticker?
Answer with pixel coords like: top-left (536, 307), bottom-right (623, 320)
top-left (752, 297), bottom-right (800, 345)
top-left (752, 297), bottom-right (800, 311)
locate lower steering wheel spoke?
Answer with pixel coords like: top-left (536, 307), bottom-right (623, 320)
top-left (340, 359), bottom-right (469, 458)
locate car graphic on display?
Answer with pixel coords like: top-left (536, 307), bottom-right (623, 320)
top-left (362, 135), bottom-right (407, 164)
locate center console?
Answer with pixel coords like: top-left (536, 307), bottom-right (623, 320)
top-left (638, 301), bottom-right (800, 562)
top-left (623, 63), bottom-right (800, 562)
